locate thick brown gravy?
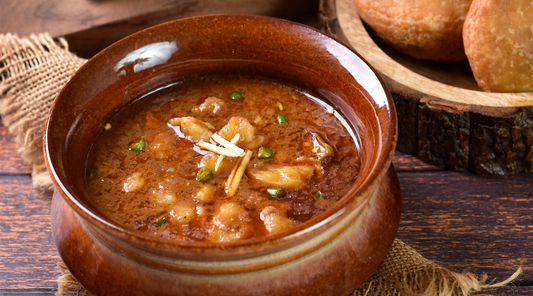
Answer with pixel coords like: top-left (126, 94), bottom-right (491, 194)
top-left (85, 76), bottom-right (360, 242)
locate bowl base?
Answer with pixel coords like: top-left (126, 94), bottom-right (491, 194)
top-left (51, 164), bottom-right (401, 296)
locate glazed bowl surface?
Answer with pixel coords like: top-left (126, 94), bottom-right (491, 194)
top-left (45, 14), bottom-right (400, 296)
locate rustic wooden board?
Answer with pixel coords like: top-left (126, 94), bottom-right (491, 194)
top-left (0, 163), bottom-right (531, 293)
top-left (0, 125), bottom-right (31, 175)
top-left (1, 0), bottom-right (317, 37)
top-left (318, 0), bottom-right (533, 177)
top-left (0, 175), bottom-right (57, 290)
top-left (494, 288), bottom-right (533, 296)
top-left (397, 171), bottom-right (533, 284)
top-left (393, 151), bottom-right (443, 172)
top-left (0, 0), bottom-right (318, 59)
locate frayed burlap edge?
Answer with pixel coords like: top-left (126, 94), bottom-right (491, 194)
top-left (57, 259), bottom-right (91, 296)
top-left (0, 33), bottom-right (86, 190)
top-left (55, 240), bottom-right (521, 296)
top-left (0, 34), bottom-right (522, 296)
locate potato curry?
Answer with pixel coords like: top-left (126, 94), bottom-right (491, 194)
top-left (85, 76), bottom-right (361, 242)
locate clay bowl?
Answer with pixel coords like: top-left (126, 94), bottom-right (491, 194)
top-left (44, 14), bottom-right (401, 296)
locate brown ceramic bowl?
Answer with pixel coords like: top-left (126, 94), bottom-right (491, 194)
top-left (45, 14), bottom-right (401, 296)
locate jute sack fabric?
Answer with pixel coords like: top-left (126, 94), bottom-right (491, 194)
top-left (0, 33), bottom-right (521, 296)
top-left (0, 33), bottom-right (85, 189)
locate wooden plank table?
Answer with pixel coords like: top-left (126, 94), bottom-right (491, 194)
top-left (1, 1), bottom-right (532, 295)
top-left (1, 121), bottom-right (532, 295)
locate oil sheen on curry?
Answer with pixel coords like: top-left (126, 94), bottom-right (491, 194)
top-left (85, 76), bottom-right (361, 242)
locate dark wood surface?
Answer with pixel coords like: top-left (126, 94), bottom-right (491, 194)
top-left (0, 0), bottom-right (319, 59)
top-left (1, 120), bottom-right (531, 295)
top-left (1, 1), bottom-right (532, 295)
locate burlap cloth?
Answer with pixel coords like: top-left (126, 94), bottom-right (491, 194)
top-left (0, 33), bottom-right (522, 296)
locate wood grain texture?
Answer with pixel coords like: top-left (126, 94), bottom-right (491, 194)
top-left (1, 0), bottom-right (318, 59)
top-left (418, 96), bottom-right (470, 171)
top-left (397, 171), bottom-right (533, 285)
top-left (0, 0), bottom-right (317, 37)
top-left (385, 75), bottom-right (424, 155)
top-left (0, 123), bottom-right (32, 175)
top-left (490, 287), bottom-right (533, 296)
top-left (469, 106), bottom-right (533, 176)
top-left (1, 169), bottom-right (531, 293)
top-left (0, 290), bottom-right (59, 295)
top-left (0, 176), bottom-right (57, 290)
top-left (0, 160), bottom-right (531, 294)
top-left (64, 2), bottom-right (319, 58)
top-left (393, 151), bottom-right (443, 172)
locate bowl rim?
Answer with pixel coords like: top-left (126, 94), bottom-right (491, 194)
top-left (44, 14), bottom-right (398, 254)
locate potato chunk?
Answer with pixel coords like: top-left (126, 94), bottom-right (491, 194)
top-left (248, 165), bottom-right (314, 188)
top-left (192, 97), bottom-right (227, 115)
top-left (123, 172), bottom-right (145, 192)
top-left (170, 203), bottom-right (195, 223)
top-left (217, 117), bottom-right (264, 149)
top-left (311, 133), bottom-right (334, 162)
top-left (198, 152), bottom-right (236, 174)
top-left (260, 206), bottom-right (295, 234)
top-left (209, 202), bottom-right (253, 242)
top-left (195, 184), bottom-right (216, 203)
top-left (152, 187), bottom-right (177, 205)
top-left (149, 130), bottom-right (175, 153)
top-left (149, 130), bottom-right (177, 160)
top-left (145, 111), bottom-right (163, 129)
top-left (196, 206), bottom-right (208, 217)
top-left (168, 117), bottom-right (215, 142)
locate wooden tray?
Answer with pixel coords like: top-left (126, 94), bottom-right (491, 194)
top-left (319, 0), bottom-right (533, 176)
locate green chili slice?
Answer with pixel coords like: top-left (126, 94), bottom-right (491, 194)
top-left (276, 114), bottom-right (288, 124)
top-left (196, 167), bottom-right (213, 183)
top-left (229, 91), bottom-right (244, 102)
top-left (155, 216), bottom-right (168, 226)
top-left (258, 147), bottom-right (274, 159)
top-left (266, 188), bottom-right (285, 199)
top-left (129, 139), bottom-right (146, 152)
top-left (311, 190), bottom-right (323, 200)
top-left (89, 170), bottom-right (97, 177)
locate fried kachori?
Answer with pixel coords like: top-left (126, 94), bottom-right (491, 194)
top-left (354, 0), bottom-right (473, 62)
top-left (463, 0), bottom-right (533, 92)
